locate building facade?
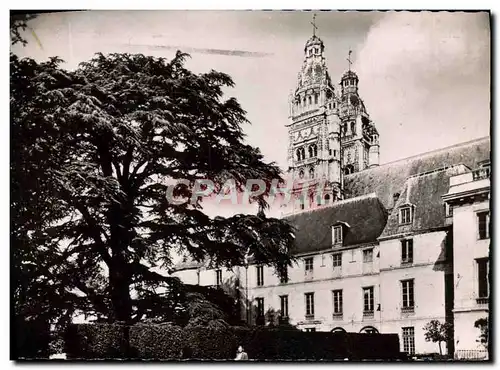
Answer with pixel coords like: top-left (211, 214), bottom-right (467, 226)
top-left (171, 31), bottom-right (491, 358)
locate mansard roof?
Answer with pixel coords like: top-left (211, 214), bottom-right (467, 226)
top-left (379, 165), bottom-right (469, 239)
top-left (284, 193), bottom-right (388, 255)
top-left (344, 136), bottom-right (490, 209)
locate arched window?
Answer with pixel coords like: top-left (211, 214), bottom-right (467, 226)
top-left (308, 144), bottom-right (317, 158)
top-left (344, 164), bottom-right (354, 175)
top-left (314, 94), bottom-right (318, 104)
top-left (296, 147), bottom-right (306, 161)
top-left (331, 327), bottom-right (346, 333)
top-left (308, 96), bottom-right (312, 105)
top-left (360, 326), bottom-right (379, 334)
top-left (309, 167), bottom-right (315, 179)
top-left (298, 169), bottom-right (305, 179)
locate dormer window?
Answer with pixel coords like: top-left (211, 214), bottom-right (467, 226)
top-left (333, 225), bottom-right (343, 244)
top-left (399, 206), bottom-right (413, 224)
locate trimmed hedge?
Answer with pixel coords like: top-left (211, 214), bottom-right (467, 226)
top-left (65, 323), bottom-right (129, 359)
top-left (129, 323), bottom-right (184, 359)
top-left (12, 318), bottom-right (50, 360)
top-left (65, 323), bottom-right (401, 360)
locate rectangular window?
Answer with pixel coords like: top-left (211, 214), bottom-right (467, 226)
top-left (333, 226), bottom-right (343, 244)
top-left (402, 327), bottom-right (415, 355)
top-left (333, 289), bottom-right (343, 314)
top-left (332, 253), bottom-right (342, 267)
top-left (477, 211), bottom-right (490, 239)
top-left (256, 266), bottom-right (264, 287)
top-left (278, 264), bottom-right (288, 284)
top-left (477, 258), bottom-right (489, 298)
top-left (445, 203), bottom-right (453, 217)
top-left (363, 249), bottom-right (373, 263)
top-left (363, 286), bottom-right (374, 313)
top-left (400, 207), bottom-right (412, 224)
top-left (401, 279), bottom-right (415, 308)
top-left (280, 295), bottom-right (289, 317)
top-left (305, 292), bottom-right (315, 317)
top-left (216, 269), bottom-right (222, 287)
top-left (256, 297), bottom-right (264, 318)
top-left (305, 257), bottom-right (314, 272)
top-left (401, 239), bottom-right (414, 264)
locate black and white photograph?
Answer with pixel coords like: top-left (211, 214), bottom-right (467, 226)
top-left (10, 7), bottom-right (492, 362)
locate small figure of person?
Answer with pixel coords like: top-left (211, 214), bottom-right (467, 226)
top-left (235, 345), bottom-right (248, 361)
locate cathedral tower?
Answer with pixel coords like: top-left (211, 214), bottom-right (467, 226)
top-left (338, 51), bottom-right (380, 173)
top-left (285, 16), bottom-right (381, 214)
top-left (286, 17), bottom-right (343, 213)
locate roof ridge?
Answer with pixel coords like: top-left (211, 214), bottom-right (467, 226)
top-left (348, 136), bottom-right (490, 173)
top-left (285, 192), bottom-right (378, 217)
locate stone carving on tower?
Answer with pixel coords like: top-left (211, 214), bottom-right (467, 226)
top-left (338, 50), bottom-right (380, 174)
top-left (285, 15), bottom-right (380, 214)
top-left (286, 14), bottom-right (343, 213)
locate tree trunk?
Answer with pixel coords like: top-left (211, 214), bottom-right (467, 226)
top-left (109, 258), bottom-right (132, 323)
top-left (438, 341), bottom-right (442, 356)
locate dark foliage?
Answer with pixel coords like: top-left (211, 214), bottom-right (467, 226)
top-left (11, 49), bottom-right (295, 326)
top-left (129, 323), bottom-right (184, 359)
top-left (12, 317), bottom-right (51, 360)
top-left (65, 323), bottom-right (129, 359)
top-left (65, 323), bottom-right (401, 361)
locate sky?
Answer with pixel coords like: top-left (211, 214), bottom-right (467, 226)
top-left (11, 10), bottom-right (491, 218)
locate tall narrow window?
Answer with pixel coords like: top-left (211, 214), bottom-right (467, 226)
top-left (256, 266), bottom-right (264, 287)
top-left (308, 96), bottom-right (312, 105)
top-left (305, 292), bottom-right (315, 318)
top-left (332, 253), bottom-right (342, 268)
top-left (363, 286), bottom-right (374, 313)
top-left (304, 257), bottom-right (314, 272)
top-left (215, 269), bottom-right (222, 287)
top-left (256, 297), bottom-right (265, 322)
top-left (477, 211), bottom-right (490, 239)
top-left (333, 290), bottom-right (343, 314)
top-left (309, 167), bottom-right (315, 179)
top-left (401, 279), bottom-right (415, 310)
top-left (402, 327), bottom-right (415, 355)
top-left (401, 239), bottom-right (414, 264)
top-left (278, 263), bottom-right (288, 284)
top-left (314, 93), bottom-right (319, 104)
top-left (363, 249), bottom-right (373, 263)
top-left (477, 258), bottom-right (489, 298)
top-left (280, 295), bottom-right (289, 317)
top-left (333, 226), bottom-right (343, 244)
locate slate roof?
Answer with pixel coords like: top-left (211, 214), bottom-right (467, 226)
top-left (172, 137), bottom-right (490, 269)
top-left (170, 256), bottom-right (204, 272)
top-left (379, 165), bottom-right (469, 239)
top-left (284, 193), bottom-right (388, 255)
top-left (344, 136), bottom-right (490, 209)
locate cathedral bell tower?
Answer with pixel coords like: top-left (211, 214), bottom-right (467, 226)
top-left (286, 14), bottom-right (343, 213)
top-left (338, 50), bottom-right (380, 173)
